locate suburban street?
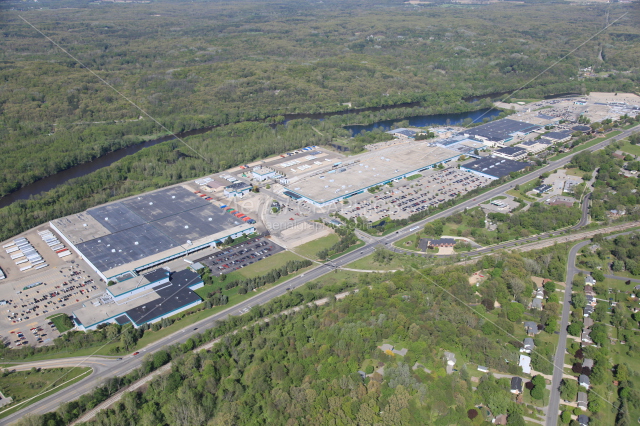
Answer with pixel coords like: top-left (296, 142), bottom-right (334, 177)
top-left (2, 124), bottom-right (639, 424)
top-left (546, 228), bottom-right (638, 426)
top-left (546, 239), bottom-right (590, 426)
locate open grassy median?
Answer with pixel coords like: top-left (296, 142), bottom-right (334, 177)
top-left (0, 367), bottom-right (92, 419)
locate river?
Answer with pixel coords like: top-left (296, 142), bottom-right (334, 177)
top-left (344, 108), bottom-right (501, 136)
top-left (0, 90), bottom-right (556, 209)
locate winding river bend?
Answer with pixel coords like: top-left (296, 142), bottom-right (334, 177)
top-left (0, 107), bottom-right (497, 209)
top-left (0, 89), bottom-right (534, 209)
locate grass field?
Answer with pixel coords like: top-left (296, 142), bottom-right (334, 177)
top-left (0, 367), bottom-right (92, 419)
top-left (236, 251), bottom-right (306, 279)
top-left (564, 167), bottom-right (587, 178)
top-left (345, 253), bottom-right (405, 271)
top-left (550, 131), bottom-right (623, 161)
top-left (619, 141), bottom-right (640, 157)
top-left (393, 233), bottom-right (420, 250)
top-left (47, 313), bottom-right (74, 333)
top-left (292, 233), bottom-right (340, 260)
top-left (442, 222), bottom-right (472, 237)
top-left (406, 174), bottom-right (422, 181)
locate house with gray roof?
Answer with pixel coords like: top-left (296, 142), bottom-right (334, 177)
top-left (579, 374), bottom-right (590, 389)
top-left (577, 392), bottom-right (588, 410)
top-left (524, 321), bottom-right (539, 336)
top-left (522, 337), bottom-right (535, 353)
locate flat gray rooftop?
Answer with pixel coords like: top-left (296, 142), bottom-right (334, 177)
top-left (286, 143), bottom-right (458, 203)
top-left (464, 119), bottom-right (541, 142)
top-left (63, 186), bottom-right (246, 274)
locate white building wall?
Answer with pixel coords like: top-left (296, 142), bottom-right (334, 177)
top-left (50, 222), bottom-right (108, 282)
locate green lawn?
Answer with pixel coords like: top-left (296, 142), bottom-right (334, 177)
top-left (304, 269), bottom-right (363, 289)
top-left (0, 367), bottom-right (92, 419)
top-left (345, 253), bottom-right (405, 271)
top-left (406, 174), bottom-right (422, 181)
top-left (393, 233), bottom-right (421, 251)
top-left (564, 167), bottom-right (587, 178)
top-left (619, 141), bottom-right (640, 157)
top-left (601, 277), bottom-right (637, 293)
top-left (292, 232), bottom-right (340, 260)
top-left (550, 131), bottom-right (623, 161)
top-left (47, 313), bottom-right (74, 333)
top-left (236, 250), bottom-right (307, 279)
top-left (442, 222), bottom-right (472, 237)
top-left (506, 189), bottom-right (536, 202)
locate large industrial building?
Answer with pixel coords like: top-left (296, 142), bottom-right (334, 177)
top-left (51, 186), bottom-right (255, 282)
top-left (462, 156), bottom-right (530, 179)
top-left (72, 268), bottom-right (204, 331)
top-left (283, 143), bottom-right (460, 206)
top-left (462, 119), bottom-right (541, 147)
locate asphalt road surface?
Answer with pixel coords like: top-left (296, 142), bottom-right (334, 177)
top-left (546, 229), bottom-right (638, 426)
top-left (546, 239), bottom-right (590, 426)
top-left (3, 125), bottom-right (639, 425)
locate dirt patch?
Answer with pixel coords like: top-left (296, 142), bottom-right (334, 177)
top-left (469, 272), bottom-right (485, 286)
top-left (280, 222), bottom-right (331, 248)
top-left (438, 246), bottom-right (455, 255)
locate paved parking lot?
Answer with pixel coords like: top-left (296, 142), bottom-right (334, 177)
top-left (0, 226), bottom-right (108, 349)
top-left (340, 167), bottom-right (492, 222)
top-left (0, 261), bottom-right (105, 348)
top-left (193, 237), bottom-right (284, 276)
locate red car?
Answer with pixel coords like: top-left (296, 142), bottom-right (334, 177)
top-left (133, 351), bottom-right (140, 356)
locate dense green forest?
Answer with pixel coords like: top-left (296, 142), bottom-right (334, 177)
top-left (0, 0), bottom-right (638, 200)
top-left (569, 146), bottom-right (640, 223)
top-left (15, 244), bottom-right (582, 426)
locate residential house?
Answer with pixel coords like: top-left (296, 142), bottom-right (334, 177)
top-left (444, 351), bottom-right (456, 375)
top-left (585, 276), bottom-right (596, 286)
top-left (524, 321), bottom-right (537, 335)
top-left (531, 298), bottom-right (543, 310)
top-left (577, 392), bottom-right (588, 410)
top-left (478, 366), bottom-right (489, 373)
top-left (586, 294), bottom-right (596, 307)
top-left (583, 317), bottom-right (594, 328)
top-left (579, 374), bottom-right (590, 389)
top-left (524, 321), bottom-right (539, 336)
top-left (510, 377), bottom-right (523, 394)
top-left (519, 355), bottom-right (531, 374)
top-left (581, 329), bottom-right (592, 344)
top-left (521, 337), bottom-right (535, 353)
top-left (444, 351), bottom-right (456, 366)
top-left (583, 305), bottom-right (594, 317)
top-left (584, 285), bottom-right (594, 295)
top-left (577, 414), bottom-right (589, 426)
top-left (582, 358), bottom-right (594, 369)
top-left (530, 288), bottom-right (544, 310)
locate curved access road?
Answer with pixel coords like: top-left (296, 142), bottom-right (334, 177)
top-left (386, 192), bottom-right (592, 258)
top-left (2, 125), bottom-right (638, 425)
